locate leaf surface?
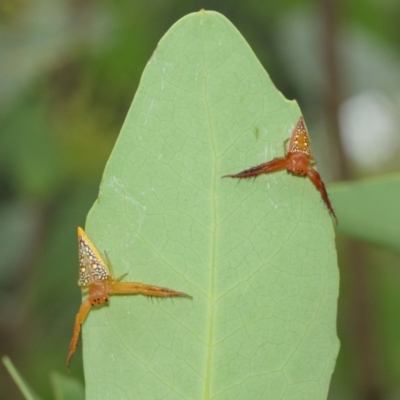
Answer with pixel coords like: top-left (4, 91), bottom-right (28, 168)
top-left (84, 11), bottom-right (339, 399)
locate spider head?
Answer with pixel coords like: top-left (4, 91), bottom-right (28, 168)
top-left (286, 152), bottom-right (309, 176)
top-left (90, 294), bottom-right (109, 306)
top-left (88, 280), bottom-right (110, 306)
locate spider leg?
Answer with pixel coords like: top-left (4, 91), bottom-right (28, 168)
top-left (307, 167), bottom-right (338, 224)
top-left (104, 251), bottom-right (116, 280)
top-left (67, 297), bottom-right (92, 371)
top-left (115, 273), bottom-right (128, 282)
top-left (108, 281), bottom-right (192, 298)
top-left (104, 255), bottom-right (129, 282)
top-left (283, 139), bottom-right (289, 156)
top-left (223, 157), bottom-right (286, 179)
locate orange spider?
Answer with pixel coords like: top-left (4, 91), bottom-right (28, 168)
top-left (67, 227), bottom-right (191, 370)
top-left (224, 117), bottom-right (337, 224)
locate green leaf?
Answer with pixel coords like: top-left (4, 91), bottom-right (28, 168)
top-left (2, 356), bottom-right (42, 400)
top-left (330, 173), bottom-right (400, 252)
top-left (50, 372), bottom-right (85, 400)
top-left (83, 11), bottom-right (339, 399)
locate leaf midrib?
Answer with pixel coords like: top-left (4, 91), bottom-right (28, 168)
top-left (201, 18), bottom-right (218, 400)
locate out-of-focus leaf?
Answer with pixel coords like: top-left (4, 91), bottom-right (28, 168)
top-left (82, 11), bottom-right (339, 399)
top-left (2, 356), bottom-right (42, 400)
top-left (330, 173), bottom-right (400, 252)
top-left (0, 0), bottom-right (112, 113)
top-left (0, 202), bottom-right (39, 282)
top-left (0, 101), bottom-right (63, 199)
top-left (50, 372), bottom-right (84, 400)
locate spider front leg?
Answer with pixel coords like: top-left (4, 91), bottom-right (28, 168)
top-left (66, 297), bottom-right (92, 371)
top-left (223, 157), bottom-right (287, 179)
top-left (307, 167), bottom-right (338, 224)
top-left (109, 281), bottom-right (192, 298)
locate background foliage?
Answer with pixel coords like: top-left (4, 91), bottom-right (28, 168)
top-left (1, 1), bottom-right (400, 399)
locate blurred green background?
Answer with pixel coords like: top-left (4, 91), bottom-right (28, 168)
top-left (1, 1), bottom-right (400, 399)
